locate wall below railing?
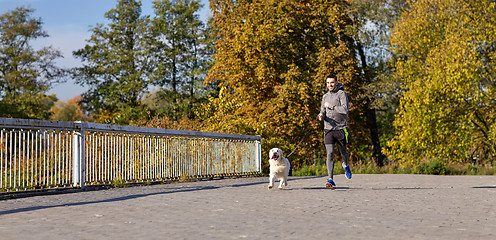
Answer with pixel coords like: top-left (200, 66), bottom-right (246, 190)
top-left (0, 118), bottom-right (262, 192)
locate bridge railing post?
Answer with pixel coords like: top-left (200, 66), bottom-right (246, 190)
top-left (72, 121), bottom-right (86, 188)
top-left (257, 140), bottom-right (262, 173)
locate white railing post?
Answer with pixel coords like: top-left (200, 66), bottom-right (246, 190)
top-left (257, 140), bottom-right (262, 173)
top-left (73, 121), bottom-right (86, 188)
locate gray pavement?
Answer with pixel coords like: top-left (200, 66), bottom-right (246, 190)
top-left (0, 174), bottom-right (495, 240)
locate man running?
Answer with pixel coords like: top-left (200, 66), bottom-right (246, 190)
top-left (317, 74), bottom-right (352, 189)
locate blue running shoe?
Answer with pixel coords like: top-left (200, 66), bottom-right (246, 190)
top-left (343, 162), bottom-right (352, 179)
top-left (326, 178), bottom-right (336, 190)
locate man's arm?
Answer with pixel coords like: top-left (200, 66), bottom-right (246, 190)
top-left (318, 95), bottom-right (326, 121)
top-left (333, 91), bottom-right (349, 115)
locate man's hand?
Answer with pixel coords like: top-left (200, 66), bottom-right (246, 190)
top-left (318, 113), bottom-right (323, 121)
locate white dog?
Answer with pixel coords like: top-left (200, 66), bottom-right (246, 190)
top-left (268, 148), bottom-right (291, 189)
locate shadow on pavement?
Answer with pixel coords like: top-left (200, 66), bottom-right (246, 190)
top-left (371, 187), bottom-right (436, 190)
top-left (278, 186), bottom-right (353, 190)
top-left (1, 179), bottom-right (269, 215)
top-left (1, 176), bottom-right (340, 215)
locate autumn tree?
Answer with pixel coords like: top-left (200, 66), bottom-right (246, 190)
top-left (50, 96), bottom-right (88, 121)
top-left (0, 7), bottom-right (66, 119)
top-left (388, 0), bottom-right (496, 164)
top-left (200, 0), bottom-right (366, 170)
top-left (73, 0), bottom-right (152, 124)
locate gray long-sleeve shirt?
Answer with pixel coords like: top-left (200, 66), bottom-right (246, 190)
top-left (319, 83), bottom-right (349, 130)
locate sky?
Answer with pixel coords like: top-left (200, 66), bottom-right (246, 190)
top-left (0, 0), bottom-right (211, 101)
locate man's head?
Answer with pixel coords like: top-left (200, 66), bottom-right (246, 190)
top-left (326, 74), bottom-right (337, 92)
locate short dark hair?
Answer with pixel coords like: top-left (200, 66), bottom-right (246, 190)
top-left (326, 74), bottom-right (337, 81)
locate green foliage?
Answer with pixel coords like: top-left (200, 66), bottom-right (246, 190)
top-left (111, 178), bottom-right (127, 188)
top-left (388, 0), bottom-right (496, 165)
top-left (149, 0), bottom-right (212, 120)
top-left (0, 93), bottom-right (57, 119)
top-left (413, 159), bottom-right (447, 175)
top-left (0, 7), bottom-right (66, 119)
top-left (71, 0), bottom-right (212, 123)
top-left (292, 164), bottom-right (328, 177)
top-left (347, 0), bottom-right (409, 165)
top-left (96, 105), bottom-right (150, 125)
top-left (293, 161), bottom-right (496, 176)
top-left (73, 0), bottom-right (152, 124)
top-left (411, 160), bottom-right (496, 175)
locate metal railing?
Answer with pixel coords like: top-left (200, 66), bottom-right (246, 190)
top-left (0, 118), bottom-right (262, 192)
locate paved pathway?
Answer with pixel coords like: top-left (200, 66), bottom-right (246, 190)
top-left (1, 174), bottom-right (495, 239)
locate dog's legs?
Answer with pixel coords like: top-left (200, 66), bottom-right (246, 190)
top-left (268, 175), bottom-right (274, 189)
top-left (278, 178), bottom-right (285, 189)
top-left (278, 177), bottom-right (287, 189)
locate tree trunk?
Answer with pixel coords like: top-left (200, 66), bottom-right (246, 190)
top-left (356, 42), bottom-right (386, 167)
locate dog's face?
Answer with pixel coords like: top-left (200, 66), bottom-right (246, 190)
top-left (269, 148), bottom-right (283, 161)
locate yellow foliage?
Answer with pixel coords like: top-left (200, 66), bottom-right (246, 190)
top-left (204, 0), bottom-right (368, 170)
top-left (388, 0), bottom-right (496, 164)
top-left (50, 96), bottom-right (88, 122)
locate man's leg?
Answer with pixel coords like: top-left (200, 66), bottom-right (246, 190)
top-left (325, 143), bottom-right (335, 179)
top-left (337, 138), bottom-right (352, 179)
top-left (337, 143), bottom-right (349, 167)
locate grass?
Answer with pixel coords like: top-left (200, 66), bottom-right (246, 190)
top-left (293, 159), bottom-right (496, 176)
top-left (178, 175), bottom-right (193, 183)
top-left (111, 178), bottom-right (127, 188)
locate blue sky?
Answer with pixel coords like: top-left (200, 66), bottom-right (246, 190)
top-left (0, 0), bottom-right (210, 101)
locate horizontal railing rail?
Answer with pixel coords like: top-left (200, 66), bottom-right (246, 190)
top-left (0, 118), bottom-right (262, 192)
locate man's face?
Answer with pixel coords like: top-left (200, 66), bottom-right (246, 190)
top-left (326, 77), bottom-right (337, 91)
